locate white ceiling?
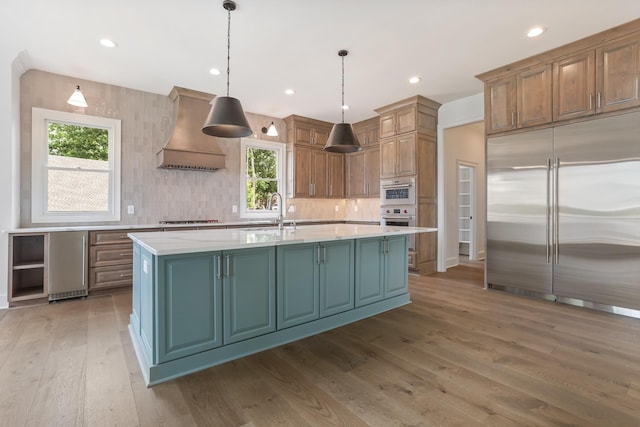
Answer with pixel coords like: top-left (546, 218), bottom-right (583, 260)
top-left (2, 1), bottom-right (640, 123)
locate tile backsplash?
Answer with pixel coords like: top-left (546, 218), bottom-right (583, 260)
top-left (20, 70), bottom-right (380, 227)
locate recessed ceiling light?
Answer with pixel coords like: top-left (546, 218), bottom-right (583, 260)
top-left (99, 38), bottom-right (118, 48)
top-left (527, 26), bottom-right (545, 38)
top-left (342, 104), bottom-right (350, 110)
top-left (209, 68), bottom-right (221, 75)
top-left (285, 89), bottom-right (295, 95)
top-left (409, 76), bottom-right (421, 84)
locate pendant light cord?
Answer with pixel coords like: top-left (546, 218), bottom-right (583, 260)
top-left (341, 53), bottom-right (345, 123)
top-left (226, 5), bottom-right (231, 97)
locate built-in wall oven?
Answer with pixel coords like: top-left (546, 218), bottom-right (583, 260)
top-left (381, 205), bottom-right (416, 250)
top-left (380, 177), bottom-right (416, 206)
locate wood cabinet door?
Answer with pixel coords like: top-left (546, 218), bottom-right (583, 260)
top-left (365, 148), bottom-right (380, 197)
top-left (485, 76), bottom-right (516, 134)
top-left (156, 252), bottom-right (223, 363)
top-left (313, 127), bottom-right (330, 147)
top-left (311, 149), bottom-right (328, 197)
top-left (380, 139), bottom-right (397, 178)
top-left (319, 240), bottom-right (355, 317)
top-left (223, 247), bottom-right (276, 344)
top-left (396, 134), bottom-right (416, 176)
top-left (328, 153), bottom-right (345, 198)
top-left (294, 125), bottom-right (313, 146)
top-left (553, 51), bottom-right (596, 121)
top-left (346, 151), bottom-right (366, 197)
top-left (354, 126), bottom-right (367, 149)
top-left (395, 105), bottom-right (416, 135)
top-left (366, 124), bottom-right (380, 148)
top-left (379, 113), bottom-right (396, 138)
top-left (355, 238), bottom-right (384, 307)
top-left (276, 243), bottom-right (319, 329)
top-left (597, 36), bottom-right (640, 113)
top-left (294, 147), bottom-right (312, 197)
top-left (517, 64), bottom-right (552, 128)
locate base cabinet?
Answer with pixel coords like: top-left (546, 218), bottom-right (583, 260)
top-left (277, 240), bottom-right (354, 329)
top-left (129, 235), bottom-right (410, 386)
top-left (355, 235), bottom-right (408, 307)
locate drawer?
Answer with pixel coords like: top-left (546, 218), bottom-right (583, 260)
top-left (90, 243), bottom-right (133, 267)
top-left (89, 264), bottom-right (133, 291)
top-left (89, 229), bottom-right (155, 245)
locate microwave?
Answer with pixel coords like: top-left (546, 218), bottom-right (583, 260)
top-left (380, 177), bottom-right (416, 206)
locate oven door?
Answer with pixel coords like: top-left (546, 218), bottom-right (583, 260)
top-left (381, 216), bottom-right (416, 250)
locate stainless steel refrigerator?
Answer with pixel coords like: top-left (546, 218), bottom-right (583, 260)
top-left (487, 111), bottom-right (640, 312)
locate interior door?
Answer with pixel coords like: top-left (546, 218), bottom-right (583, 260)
top-left (487, 129), bottom-right (553, 293)
top-left (553, 112), bottom-right (640, 309)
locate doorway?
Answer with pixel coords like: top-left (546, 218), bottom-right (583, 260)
top-left (457, 163), bottom-right (476, 261)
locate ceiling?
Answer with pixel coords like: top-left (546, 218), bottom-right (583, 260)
top-left (2, 1), bottom-right (640, 123)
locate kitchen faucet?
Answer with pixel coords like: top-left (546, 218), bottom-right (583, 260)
top-left (267, 192), bottom-right (284, 231)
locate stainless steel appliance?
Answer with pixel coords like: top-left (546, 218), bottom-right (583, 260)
top-left (380, 177), bottom-right (416, 206)
top-left (48, 231), bottom-right (88, 301)
top-left (381, 205), bottom-right (416, 250)
top-left (487, 111), bottom-right (640, 315)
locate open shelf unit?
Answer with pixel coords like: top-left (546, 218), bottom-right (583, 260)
top-left (458, 166), bottom-right (471, 256)
top-left (9, 233), bottom-right (48, 302)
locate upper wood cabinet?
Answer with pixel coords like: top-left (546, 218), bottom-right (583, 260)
top-left (346, 148), bottom-right (379, 198)
top-left (285, 115), bottom-right (333, 148)
top-left (328, 153), bottom-right (345, 198)
top-left (479, 19), bottom-right (640, 133)
top-left (352, 117), bottom-right (379, 149)
top-left (376, 97), bottom-right (438, 139)
top-left (380, 134), bottom-right (416, 179)
top-left (485, 64), bottom-right (552, 134)
top-left (380, 105), bottom-right (416, 138)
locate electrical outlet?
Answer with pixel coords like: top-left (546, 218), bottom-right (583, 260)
top-left (232, 205), bottom-right (238, 213)
top-left (127, 205), bottom-right (135, 214)
top-left (354, 205), bottom-right (358, 212)
top-left (334, 205), bottom-right (340, 212)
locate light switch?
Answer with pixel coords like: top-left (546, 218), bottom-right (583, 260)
top-left (232, 205), bottom-right (238, 213)
top-left (127, 205), bottom-right (135, 214)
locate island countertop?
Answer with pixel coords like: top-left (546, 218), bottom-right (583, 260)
top-left (128, 223), bottom-right (436, 256)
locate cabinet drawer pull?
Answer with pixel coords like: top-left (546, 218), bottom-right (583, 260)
top-left (597, 91), bottom-right (601, 109)
top-left (119, 252), bottom-right (133, 256)
top-left (511, 111), bottom-right (515, 126)
top-left (119, 273), bottom-right (133, 277)
top-left (216, 256), bottom-right (222, 280)
top-left (119, 235), bottom-right (129, 239)
top-left (589, 94), bottom-right (593, 110)
top-left (225, 255), bottom-right (230, 278)
top-left (317, 245), bottom-right (321, 264)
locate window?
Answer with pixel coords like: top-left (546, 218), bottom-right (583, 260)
top-left (240, 138), bottom-right (285, 218)
top-left (31, 108), bottom-right (121, 223)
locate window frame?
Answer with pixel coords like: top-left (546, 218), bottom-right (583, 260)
top-left (240, 137), bottom-right (286, 219)
top-left (31, 107), bottom-right (121, 223)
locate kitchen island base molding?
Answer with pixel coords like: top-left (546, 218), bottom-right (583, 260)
top-left (129, 294), bottom-right (410, 386)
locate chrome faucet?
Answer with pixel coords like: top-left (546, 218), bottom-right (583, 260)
top-left (267, 192), bottom-right (284, 231)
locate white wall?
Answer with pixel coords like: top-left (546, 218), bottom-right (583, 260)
top-left (0, 47), bottom-right (24, 308)
top-left (443, 122), bottom-right (486, 267)
top-left (436, 93), bottom-right (484, 271)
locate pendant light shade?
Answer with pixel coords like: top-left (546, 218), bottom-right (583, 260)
top-left (202, 96), bottom-right (252, 138)
top-left (202, 0), bottom-right (252, 138)
top-left (67, 85), bottom-right (88, 108)
top-left (324, 49), bottom-right (361, 153)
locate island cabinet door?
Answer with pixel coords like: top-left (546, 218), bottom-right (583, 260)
top-left (384, 235), bottom-right (409, 298)
top-left (276, 243), bottom-right (320, 329)
top-left (319, 240), bottom-right (355, 317)
top-left (223, 246), bottom-right (276, 344)
top-left (156, 251), bottom-right (223, 364)
top-left (355, 238), bottom-right (385, 307)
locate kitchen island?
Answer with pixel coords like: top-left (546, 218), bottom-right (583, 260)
top-left (128, 224), bottom-right (435, 386)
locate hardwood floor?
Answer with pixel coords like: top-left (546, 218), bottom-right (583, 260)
top-left (1, 267), bottom-right (640, 426)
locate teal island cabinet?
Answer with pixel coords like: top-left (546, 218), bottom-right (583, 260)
top-left (128, 224), bottom-right (435, 386)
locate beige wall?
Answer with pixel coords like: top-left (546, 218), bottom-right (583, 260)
top-left (443, 121), bottom-right (485, 266)
top-left (19, 70), bottom-right (380, 227)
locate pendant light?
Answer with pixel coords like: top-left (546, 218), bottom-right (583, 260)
top-left (67, 85), bottom-right (88, 108)
top-left (324, 50), bottom-right (361, 153)
top-left (202, 0), bottom-right (252, 138)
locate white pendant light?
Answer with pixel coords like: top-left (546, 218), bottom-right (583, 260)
top-left (67, 85), bottom-right (88, 108)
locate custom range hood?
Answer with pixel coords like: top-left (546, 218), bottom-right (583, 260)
top-left (156, 87), bottom-right (227, 171)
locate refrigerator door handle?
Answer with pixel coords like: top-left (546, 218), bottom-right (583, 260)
top-left (546, 158), bottom-right (551, 264)
top-left (553, 157), bottom-right (560, 264)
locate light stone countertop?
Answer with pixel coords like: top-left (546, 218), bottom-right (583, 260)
top-left (129, 224), bottom-right (436, 256)
top-left (3, 218), bottom-right (373, 234)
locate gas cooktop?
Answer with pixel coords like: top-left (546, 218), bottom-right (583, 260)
top-left (159, 219), bottom-right (219, 224)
